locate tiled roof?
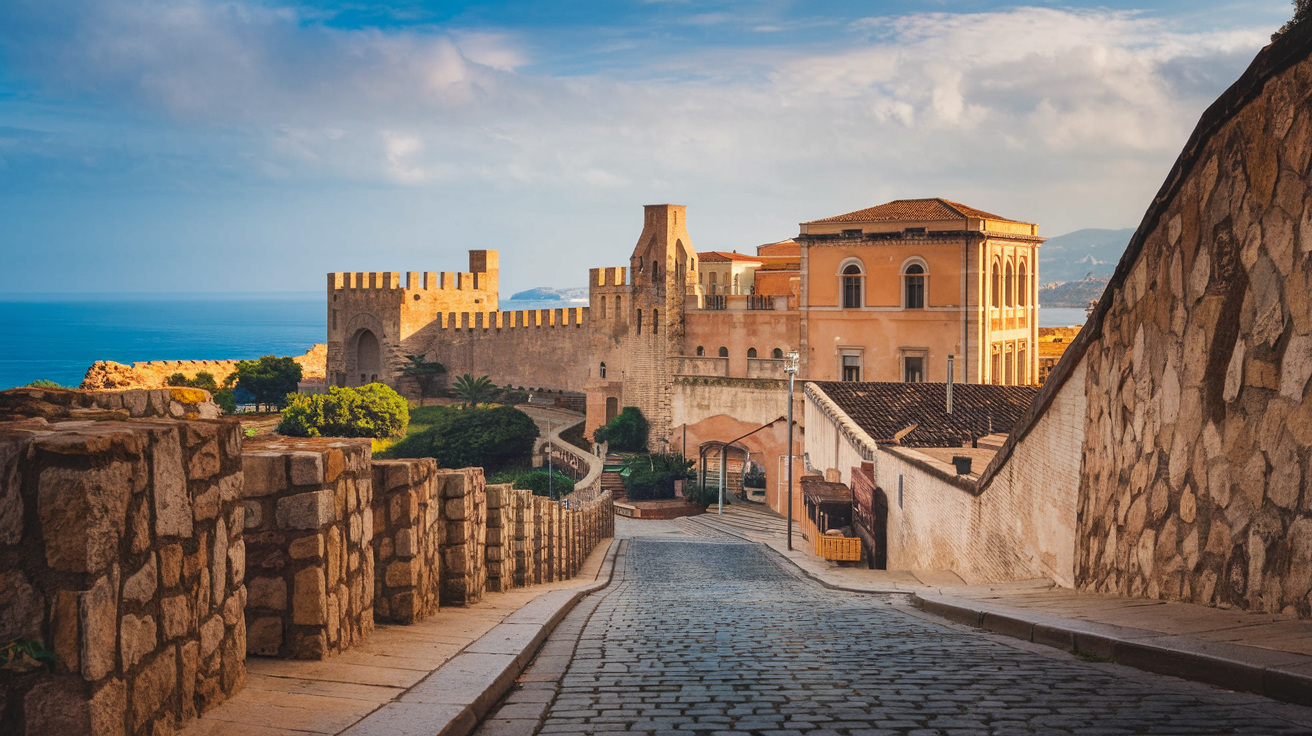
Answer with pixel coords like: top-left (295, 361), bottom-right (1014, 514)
top-left (800, 476), bottom-right (852, 506)
top-left (804, 198), bottom-right (1027, 225)
top-left (809, 381), bottom-right (1040, 448)
top-left (699, 251), bottom-right (764, 263)
top-left (756, 260), bottom-right (799, 271)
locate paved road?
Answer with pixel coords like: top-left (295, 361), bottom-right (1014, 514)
top-left (478, 536), bottom-right (1312, 735)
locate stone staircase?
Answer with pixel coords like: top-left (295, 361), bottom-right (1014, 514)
top-left (602, 454), bottom-right (626, 501)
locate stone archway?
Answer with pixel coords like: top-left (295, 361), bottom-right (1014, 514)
top-left (351, 328), bottom-right (381, 386)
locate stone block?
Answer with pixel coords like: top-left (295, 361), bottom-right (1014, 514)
top-left (38, 463), bottom-right (132, 574)
top-left (51, 589), bottom-right (80, 673)
top-left (385, 560), bottom-right (416, 588)
top-left (193, 485), bottom-right (220, 522)
top-left (152, 428), bottom-right (193, 538)
top-left (80, 567), bottom-right (120, 681)
top-left (90, 677), bottom-right (126, 736)
top-left (241, 453), bottom-right (287, 497)
top-left (247, 616), bottom-right (283, 656)
top-left (293, 567), bottom-right (327, 626)
top-left (228, 538), bottom-right (246, 589)
top-left (188, 439), bottom-right (221, 481)
top-left (200, 613), bottom-right (225, 658)
top-left (395, 528), bottom-right (416, 557)
top-left (290, 452), bottom-right (326, 486)
top-left (180, 641), bottom-right (199, 719)
top-left (161, 594), bottom-right (191, 640)
top-left (122, 553), bottom-right (158, 604)
top-left (277, 490), bottom-right (336, 530)
top-left (211, 517), bottom-right (228, 608)
top-left (325, 449), bottom-right (345, 483)
top-left (25, 677), bottom-right (92, 735)
top-left (130, 649), bottom-right (176, 732)
top-left (0, 570), bottom-right (43, 644)
top-left (120, 613), bottom-right (157, 670)
top-left (290, 533), bottom-right (325, 560)
top-left (0, 439), bottom-right (22, 545)
top-left (242, 500), bottom-right (263, 529)
top-left (159, 544), bottom-right (183, 588)
top-left (248, 576), bottom-right (287, 611)
top-left (223, 586), bottom-right (244, 626)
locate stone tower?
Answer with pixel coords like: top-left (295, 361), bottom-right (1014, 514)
top-left (620, 204), bottom-right (696, 448)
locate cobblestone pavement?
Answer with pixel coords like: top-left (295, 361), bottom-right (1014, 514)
top-left (477, 537), bottom-right (1312, 735)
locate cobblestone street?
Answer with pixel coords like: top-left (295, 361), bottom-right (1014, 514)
top-left (478, 534), bottom-right (1312, 736)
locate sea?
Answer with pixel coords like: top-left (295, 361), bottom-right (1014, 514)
top-left (0, 295), bottom-right (1090, 391)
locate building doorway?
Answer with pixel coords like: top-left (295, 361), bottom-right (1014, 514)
top-left (605, 397), bottom-right (619, 424)
top-left (354, 329), bottom-right (380, 386)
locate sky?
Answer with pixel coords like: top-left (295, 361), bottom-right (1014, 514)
top-left (0, 0), bottom-right (1295, 296)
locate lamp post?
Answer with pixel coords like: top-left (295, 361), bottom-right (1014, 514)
top-left (785, 350), bottom-right (800, 551)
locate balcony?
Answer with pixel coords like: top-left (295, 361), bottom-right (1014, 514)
top-left (687, 294), bottom-right (789, 312)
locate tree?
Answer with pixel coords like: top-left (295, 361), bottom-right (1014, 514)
top-left (277, 383), bottom-right (409, 439)
top-left (166, 371), bottom-right (218, 391)
top-left (232, 355), bottom-right (303, 407)
top-left (621, 452), bottom-right (693, 501)
top-left (451, 373), bottom-right (499, 407)
top-left (389, 405), bottom-right (539, 474)
top-left (401, 354), bottom-right (446, 399)
top-left (1275, 0), bottom-right (1311, 38)
top-left (594, 406), bottom-right (649, 452)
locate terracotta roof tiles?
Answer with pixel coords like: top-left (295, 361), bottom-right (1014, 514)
top-left (804, 198), bottom-right (1028, 225)
top-left (810, 381), bottom-right (1039, 447)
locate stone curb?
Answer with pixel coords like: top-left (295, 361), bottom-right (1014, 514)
top-left (912, 592), bottom-right (1312, 708)
top-left (341, 538), bottom-right (623, 736)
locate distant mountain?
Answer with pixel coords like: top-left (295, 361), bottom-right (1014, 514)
top-left (1040, 277), bottom-right (1109, 308)
top-left (1039, 227), bottom-right (1135, 285)
top-left (507, 287), bottom-right (588, 302)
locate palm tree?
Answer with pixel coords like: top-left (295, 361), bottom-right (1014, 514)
top-left (451, 374), bottom-right (499, 407)
top-left (401, 354), bottom-right (446, 402)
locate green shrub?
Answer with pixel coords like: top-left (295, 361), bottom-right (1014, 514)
top-left (277, 384), bottom-right (409, 439)
top-left (684, 482), bottom-right (719, 508)
top-left (232, 355), bottom-right (303, 408)
top-left (622, 452), bottom-right (693, 501)
top-left (166, 371), bottom-right (219, 391)
top-left (595, 406), bottom-right (648, 452)
top-left (212, 389), bottom-right (238, 414)
top-left (489, 468), bottom-right (575, 497)
top-left (387, 405), bottom-right (538, 474)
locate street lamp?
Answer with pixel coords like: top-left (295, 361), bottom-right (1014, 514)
top-left (785, 350), bottom-right (800, 551)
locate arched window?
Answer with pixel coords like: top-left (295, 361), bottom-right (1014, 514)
top-left (599, 362), bottom-right (607, 379)
top-left (652, 260), bottom-right (660, 282)
top-left (904, 263), bottom-right (925, 309)
top-left (696, 346), bottom-right (705, 356)
top-left (615, 296), bottom-right (622, 320)
top-left (653, 309), bottom-right (658, 334)
top-left (636, 309), bottom-right (643, 335)
top-left (747, 348), bottom-right (757, 358)
top-left (991, 260), bottom-right (1001, 308)
top-left (1005, 261), bottom-right (1014, 307)
top-left (842, 264), bottom-right (863, 309)
top-left (600, 296), bottom-right (607, 319)
top-left (718, 347), bottom-right (728, 358)
top-left (1018, 261), bottom-right (1029, 307)
top-left (772, 348), bottom-right (783, 359)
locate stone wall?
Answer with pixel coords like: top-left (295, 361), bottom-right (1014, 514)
top-left (0, 387), bottom-right (222, 423)
top-left (1075, 42), bottom-right (1312, 615)
top-left (240, 438), bottom-right (374, 659)
top-left (438, 468), bottom-right (488, 606)
top-left (79, 345), bottom-right (328, 391)
top-left (0, 416), bottom-right (246, 736)
top-left (485, 484), bottom-right (516, 593)
top-left (370, 459), bottom-right (443, 624)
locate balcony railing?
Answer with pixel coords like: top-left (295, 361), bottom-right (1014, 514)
top-left (746, 294), bottom-right (774, 310)
top-left (704, 294), bottom-right (727, 310)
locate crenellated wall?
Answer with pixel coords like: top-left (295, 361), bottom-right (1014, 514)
top-left (0, 416), bottom-right (247, 736)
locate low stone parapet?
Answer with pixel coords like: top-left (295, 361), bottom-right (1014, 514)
top-left (240, 438), bottom-right (373, 660)
top-left (0, 416), bottom-right (246, 735)
top-left (0, 386), bottom-right (221, 423)
top-left (438, 468), bottom-right (487, 606)
top-left (370, 459), bottom-right (442, 624)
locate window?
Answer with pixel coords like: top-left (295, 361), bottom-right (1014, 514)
top-left (1018, 344), bottom-right (1028, 384)
top-left (842, 355), bottom-right (862, 382)
top-left (904, 227), bottom-right (926, 234)
top-left (748, 348), bottom-right (757, 358)
top-left (904, 264), bottom-right (925, 309)
top-left (696, 346), bottom-right (705, 356)
top-left (772, 348), bottom-right (783, 359)
top-left (1018, 261), bottom-right (1028, 307)
top-left (1005, 262), bottom-right (1014, 307)
top-left (653, 309), bottom-right (658, 334)
top-left (599, 362), bottom-right (607, 379)
top-left (709, 272), bottom-right (718, 295)
top-left (991, 260), bottom-right (1001, 308)
top-left (718, 347), bottom-right (729, 358)
top-left (637, 309), bottom-right (643, 335)
top-left (600, 296), bottom-right (607, 319)
top-left (615, 296), bottom-right (622, 320)
top-left (332, 310), bottom-right (337, 330)
top-left (904, 357), bottom-right (924, 383)
top-left (991, 346), bottom-right (1002, 385)
top-left (652, 260), bottom-right (660, 281)
top-left (1005, 347), bottom-right (1015, 384)
top-left (842, 264), bottom-right (863, 309)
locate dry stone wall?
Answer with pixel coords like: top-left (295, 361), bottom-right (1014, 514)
top-left (370, 459), bottom-right (442, 624)
top-left (439, 468), bottom-right (488, 606)
top-left (0, 416), bottom-right (246, 736)
top-left (240, 438), bottom-right (374, 659)
top-left (1074, 33), bottom-right (1312, 616)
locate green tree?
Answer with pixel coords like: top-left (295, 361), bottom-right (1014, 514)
top-left (233, 355), bottom-right (303, 407)
top-left (594, 406), bottom-right (649, 452)
top-left (166, 371), bottom-right (218, 391)
top-left (401, 354), bottom-right (446, 399)
top-left (451, 373), bottom-right (500, 407)
top-left (389, 405), bottom-right (539, 474)
top-left (25, 379), bottom-right (66, 389)
top-left (1275, 0), bottom-right (1311, 38)
top-left (621, 452), bottom-right (694, 501)
top-left (277, 384), bottom-right (409, 439)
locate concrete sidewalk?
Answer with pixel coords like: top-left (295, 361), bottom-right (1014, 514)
top-left (182, 538), bottom-right (618, 736)
top-left (690, 499), bottom-right (1312, 707)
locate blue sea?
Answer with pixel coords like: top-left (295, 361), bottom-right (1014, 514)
top-left (0, 295), bottom-right (1085, 391)
top-left (0, 293), bottom-right (589, 390)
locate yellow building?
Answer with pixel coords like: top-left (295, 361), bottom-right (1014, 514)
top-left (796, 198), bottom-right (1042, 385)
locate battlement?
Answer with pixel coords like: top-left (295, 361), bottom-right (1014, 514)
top-left (590, 267), bottom-right (629, 288)
top-left (427, 307), bottom-right (589, 331)
top-left (329, 271), bottom-right (493, 292)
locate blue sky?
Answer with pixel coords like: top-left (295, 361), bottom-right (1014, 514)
top-left (0, 0), bottom-right (1293, 295)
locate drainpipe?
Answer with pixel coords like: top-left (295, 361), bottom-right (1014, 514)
top-left (962, 214), bottom-right (969, 383)
top-left (946, 354), bottom-right (954, 414)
